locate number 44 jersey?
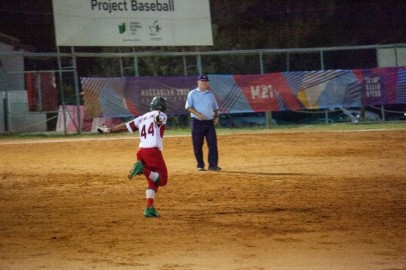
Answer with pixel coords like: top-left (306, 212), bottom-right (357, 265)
top-left (125, 110), bottom-right (168, 150)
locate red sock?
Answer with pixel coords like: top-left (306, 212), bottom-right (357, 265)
top-left (146, 198), bottom-right (154, 208)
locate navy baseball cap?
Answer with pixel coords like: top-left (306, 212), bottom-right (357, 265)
top-left (198, 75), bottom-right (209, 81)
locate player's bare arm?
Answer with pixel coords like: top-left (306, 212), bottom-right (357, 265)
top-left (96, 122), bottom-right (130, 134)
top-left (110, 123), bottom-right (129, 133)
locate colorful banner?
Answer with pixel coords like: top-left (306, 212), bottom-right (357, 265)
top-left (82, 76), bottom-right (195, 117)
top-left (81, 67), bottom-right (406, 117)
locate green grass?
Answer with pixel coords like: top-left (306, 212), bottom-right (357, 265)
top-left (0, 121), bottom-right (405, 141)
top-left (263, 121), bottom-right (406, 131)
top-left (214, 121), bottom-right (406, 134)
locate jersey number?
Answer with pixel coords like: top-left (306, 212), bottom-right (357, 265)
top-left (140, 123), bottom-right (155, 139)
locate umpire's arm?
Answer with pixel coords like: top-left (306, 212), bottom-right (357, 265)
top-left (186, 107), bottom-right (206, 120)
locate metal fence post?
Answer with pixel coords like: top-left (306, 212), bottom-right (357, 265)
top-left (132, 47), bottom-right (139, 76)
top-left (0, 64), bottom-right (8, 132)
top-left (71, 46), bottom-right (82, 134)
top-left (320, 50), bottom-right (329, 123)
top-left (196, 47), bottom-right (202, 75)
top-left (259, 51), bottom-right (264, 74)
top-left (57, 47), bottom-right (68, 135)
top-left (119, 57), bottom-right (124, 77)
top-left (320, 50), bottom-right (325, 70)
top-left (259, 51), bottom-right (273, 128)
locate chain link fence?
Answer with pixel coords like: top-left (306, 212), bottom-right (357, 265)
top-left (1, 43), bottom-right (405, 134)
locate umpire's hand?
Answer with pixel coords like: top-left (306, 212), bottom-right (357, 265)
top-left (213, 116), bottom-right (219, 126)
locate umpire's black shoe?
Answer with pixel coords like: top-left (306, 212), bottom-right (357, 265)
top-left (198, 167), bottom-right (206, 171)
top-left (208, 166), bottom-right (222, 171)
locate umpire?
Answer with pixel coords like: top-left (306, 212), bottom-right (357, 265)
top-left (185, 75), bottom-right (221, 171)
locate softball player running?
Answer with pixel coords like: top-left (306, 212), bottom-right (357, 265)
top-left (97, 96), bottom-right (168, 218)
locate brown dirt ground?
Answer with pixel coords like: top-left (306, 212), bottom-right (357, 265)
top-left (0, 129), bottom-right (405, 270)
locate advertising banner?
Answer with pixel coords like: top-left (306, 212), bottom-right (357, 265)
top-left (52, 0), bottom-right (213, 46)
top-left (82, 76), bottom-right (195, 117)
top-left (81, 67), bottom-right (406, 117)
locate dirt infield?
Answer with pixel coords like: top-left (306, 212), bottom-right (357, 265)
top-left (0, 129), bottom-right (405, 270)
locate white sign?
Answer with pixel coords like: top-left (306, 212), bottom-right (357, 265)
top-left (52, 0), bottom-right (213, 46)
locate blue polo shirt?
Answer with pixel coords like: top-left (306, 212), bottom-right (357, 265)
top-left (185, 88), bottom-right (219, 120)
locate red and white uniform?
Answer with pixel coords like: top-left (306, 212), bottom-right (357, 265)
top-left (126, 110), bottom-right (168, 192)
top-left (126, 110), bottom-right (167, 150)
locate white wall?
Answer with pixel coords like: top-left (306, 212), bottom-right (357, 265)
top-left (377, 47), bottom-right (406, 67)
top-left (0, 42), bottom-right (47, 133)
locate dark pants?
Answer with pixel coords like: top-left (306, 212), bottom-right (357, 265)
top-left (191, 119), bottom-right (218, 169)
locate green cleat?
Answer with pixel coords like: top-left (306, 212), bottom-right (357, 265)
top-left (128, 160), bottom-right (144, 179)
top-left (144, 207), bottom-right (160, 217)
